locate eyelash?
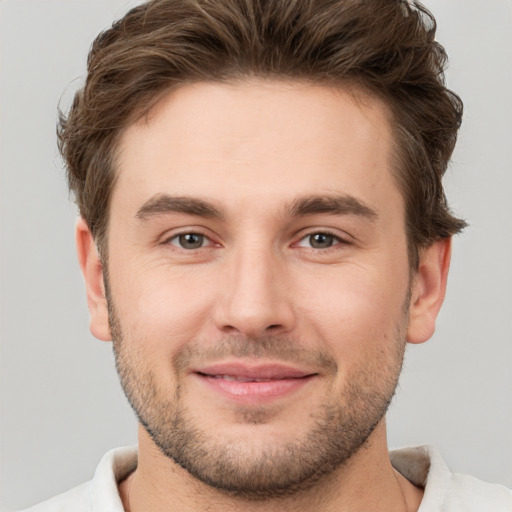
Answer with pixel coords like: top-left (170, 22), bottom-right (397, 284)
top-left (163, 229), bottom-right (349, 251)
top-left (295, 230), bottom-right (349, 250)
top-left (165, 232), bottom-right (215, 251)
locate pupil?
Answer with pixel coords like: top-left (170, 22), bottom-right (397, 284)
top-left (180, 233), bottom-right (203, 249)
top-left (311, 233), bottom-right (333, 248)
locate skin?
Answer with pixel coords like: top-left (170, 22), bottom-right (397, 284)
top-left (77, 80), bottom-right (451, 511)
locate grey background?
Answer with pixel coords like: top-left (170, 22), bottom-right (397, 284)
top-left (0, 0), bottom-right (511, 510)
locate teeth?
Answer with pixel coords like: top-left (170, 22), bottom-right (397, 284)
top-left (211, 375), bottom-right (272, 382)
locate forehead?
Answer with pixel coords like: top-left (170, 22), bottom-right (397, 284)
top-left (114, 80), bottom-right (401, 218)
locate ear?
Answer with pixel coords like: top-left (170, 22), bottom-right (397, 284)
top-left (75, 217), bottom-right (112, 341)
top-left (407, 238), bottom-right (452, 344)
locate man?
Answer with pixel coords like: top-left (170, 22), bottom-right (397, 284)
top-left (21, 0), bottom-right (512, 510)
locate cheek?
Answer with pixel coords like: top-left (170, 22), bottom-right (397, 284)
top-left (294, 264), bottom-right (409, 354)
top-left (108, 260), bottom-right (218, 353)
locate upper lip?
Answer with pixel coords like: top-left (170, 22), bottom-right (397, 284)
top-left (193, 362), bottom-right (316, 380)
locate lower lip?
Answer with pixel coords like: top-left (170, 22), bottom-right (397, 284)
top-left (196, 374), bottom-right (315, 403)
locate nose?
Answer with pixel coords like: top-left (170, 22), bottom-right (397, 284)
top-left (213, 244), bottom-right (296, 339)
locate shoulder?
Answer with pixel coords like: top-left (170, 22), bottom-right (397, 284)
top-left (18, 482), bottom-right (91, 512)
top-left (390, 445), bottom-right (512, 512)
top-left (18, 446), bottom-right (138, 512)
top-left (441, 471), bottom-right (512, 510)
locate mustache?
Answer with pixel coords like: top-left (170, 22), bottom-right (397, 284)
top-left (173, 336), bottom-right (338, 374)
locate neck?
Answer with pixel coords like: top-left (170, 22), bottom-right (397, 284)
top-left (120, 423), bottom-right (423, 512)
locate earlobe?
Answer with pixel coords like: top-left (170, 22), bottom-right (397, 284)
top-left (406, 238), bottom-right (452, 344)
top-left (75, 218), bottom-right (112, 341)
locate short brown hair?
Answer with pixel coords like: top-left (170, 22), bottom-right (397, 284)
top-left (58, 0), bottom-right (466, 267)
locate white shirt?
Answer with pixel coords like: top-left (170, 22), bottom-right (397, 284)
top-left (21, 445), bottom-right (512, 511)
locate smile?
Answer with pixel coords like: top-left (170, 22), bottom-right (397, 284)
top-left (192, 363), bottom-right (317, 401)
top-left (205, 374), bottom-right (300, 382)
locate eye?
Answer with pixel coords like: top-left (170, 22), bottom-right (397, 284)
top-left (297, 232), bottom-right (343, 249)
top-left (168, 233), bottom-right (209, 250)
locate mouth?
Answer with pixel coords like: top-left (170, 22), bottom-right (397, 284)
top-left (203, 374), bottom-right (297, 382)
top-left (192, 362), bottom-right (318, 402)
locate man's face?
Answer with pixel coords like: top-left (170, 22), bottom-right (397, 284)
top-left (100, 81), bottom-right (416, 496)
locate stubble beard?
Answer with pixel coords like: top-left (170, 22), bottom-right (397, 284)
top-left (107, 290), bottom-right (408, 500)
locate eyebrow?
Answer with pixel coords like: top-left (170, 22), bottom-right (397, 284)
top-left (135, 193), bottom-right (377, 222)
top-left (136, 194), bottom-right (224, 220)
top-left (287, 194), bottom-right (378, 220)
